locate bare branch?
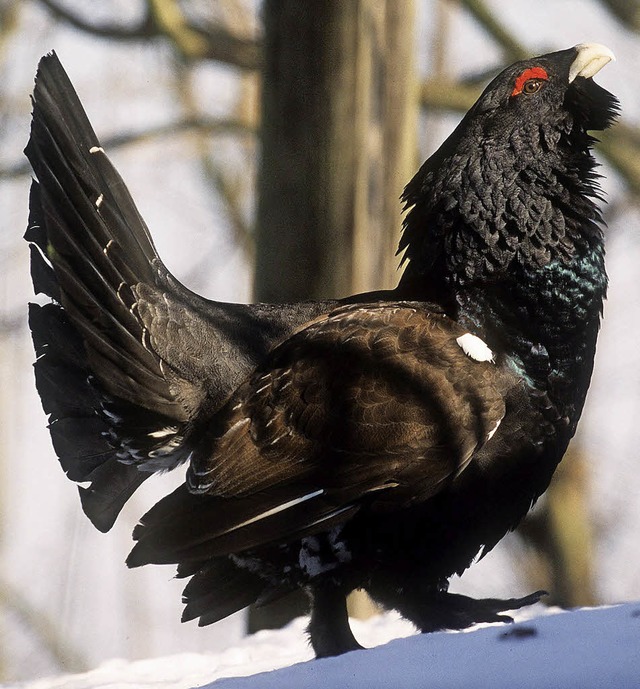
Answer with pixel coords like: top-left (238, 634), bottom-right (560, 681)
top-left (172, 58), bottom-right (255, 276)
top-left (93, 115), bottom-right (254, 150)
top-left (0, 575), bottom-right (88, 672)
top-left (148, 0), bottom-right (261, 68)
top-left (193, 24), bottom-right (261, 70)
top-left (148, 0), bottom-right (209, 55)
top-left (0, 312), bottom-right (24, 334)
top-left (35, 0), bottom-right (262, 70)
top-left (209, 70), bottom-right (258, 259)
top-left (598, 0), bottom-right (640, 31)
top-left (599, 124), bottom-right (640, 197)
top-left (421, 77), bottom-right (478, 112)
top-left (36, 0), bottom-right (155, 40)
top-left (0, 3), bottom-right (21, 60)
top-left (458, 0), bottom-right (529, 61)
top-left (206, 157), bottom-right (255, 260)
top-left (0, 116), bottom-right (255, 180)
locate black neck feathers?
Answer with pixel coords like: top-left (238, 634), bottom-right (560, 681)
top-left (397, 73), bottom-right (618, 420)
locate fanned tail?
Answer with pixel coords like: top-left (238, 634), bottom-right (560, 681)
top-left (23, 53), bottom-right (340, 535)
top-left (25, 52), bottom-right (191, 530)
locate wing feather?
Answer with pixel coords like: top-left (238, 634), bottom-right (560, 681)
top-left (131, 303), bottom-right (509, 564)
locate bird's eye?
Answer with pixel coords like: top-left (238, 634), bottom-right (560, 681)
top-left (511, 66), bottom-right (549, 97)
top-left (522, 79), bottom-right (543, 95)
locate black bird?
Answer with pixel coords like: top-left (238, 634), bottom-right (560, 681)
top-left (25, 43), bottom-right (617, 658)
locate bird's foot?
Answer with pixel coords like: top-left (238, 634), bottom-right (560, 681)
top-left (417, 589), bottom-right (547, 633)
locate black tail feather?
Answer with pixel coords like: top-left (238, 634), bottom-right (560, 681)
top-left (26, 52), bottom-right (159, 282)
top-left (24, 53), bottom-right (191, 529)
top-left (127, 482), bottom-right (359, 568)
top-left (79, 462), bottom-right (149, 533)
top-left (24, 53), bottom-right (335, 533)
top-left (179, 557), bottom-right (266, 627)
top-left (29, 301), bottom-right (151, 532)
top-left (25, 52), bottom-right (180, 413)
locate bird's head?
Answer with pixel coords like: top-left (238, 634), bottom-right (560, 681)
top-left (462, 43), bottom-right (617, 134)
top-left (399, 43), bottom-right (619, 291)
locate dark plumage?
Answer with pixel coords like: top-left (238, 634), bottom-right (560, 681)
top-left (25, 44), bottom-right (618, 657)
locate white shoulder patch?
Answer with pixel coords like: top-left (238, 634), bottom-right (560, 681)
top-left (456, 332), bottom-right (494, 363)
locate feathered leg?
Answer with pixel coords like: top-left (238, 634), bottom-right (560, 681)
top-left (307, 582), bottom-right (363, 658)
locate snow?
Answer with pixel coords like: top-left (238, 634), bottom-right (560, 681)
top-left (6, 602), bottom-right (639, 689)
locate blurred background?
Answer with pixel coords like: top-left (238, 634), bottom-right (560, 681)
top-left (1, 0), bottom-right (640, 682)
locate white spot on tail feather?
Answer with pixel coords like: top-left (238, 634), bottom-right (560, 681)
top-left (227, 417), bottom-right (250, 435)
top-left (101, 407), bottom-right (123, 424)
top-left (141, 326), bottom-right (151, 351)
top-left (95, 193), bottom-right (104, 209)
top-left (116, 282), bottom-right (127, 304)
top-left (254, 381), bottom-right (271, 395)
top-left (456, 333), bottom-right (494, 363)
top-left (89, 146), bottom-right (104, 154)
top-left (147, 436), bottom-right (183, 457)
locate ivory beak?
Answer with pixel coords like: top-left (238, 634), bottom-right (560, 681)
top-left (569, 43), bottom-right (616, 83)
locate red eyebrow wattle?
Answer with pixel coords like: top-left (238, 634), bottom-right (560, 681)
top-left (511, 66), bottom-right (549, 96)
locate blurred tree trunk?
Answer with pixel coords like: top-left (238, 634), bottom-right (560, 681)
top-left (545, 447), bottom-right (596, 606)
top-left (519, 445), bottom-right (597, 607)
top-left (250, 0), bottom-right (417, 631)
top-left (254, 0), bottom-right (416, 302)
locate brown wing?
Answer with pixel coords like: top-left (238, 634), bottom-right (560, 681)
top-left (129, 302), bottom-right (509, 565)
top-left (195, 303), bottom-right (506, 509)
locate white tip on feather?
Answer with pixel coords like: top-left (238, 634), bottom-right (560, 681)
top-left (148, 427), bottom-right (177, 439)
top-left (89, 146), bottom-right (104, 154)
top-left (233, 489), bottom-right (325, 531)
top-left (456, 333), bottom-right (494, 363)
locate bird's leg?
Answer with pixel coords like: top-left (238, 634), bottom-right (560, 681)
top-left (307, 582), bottom-right (364, 658)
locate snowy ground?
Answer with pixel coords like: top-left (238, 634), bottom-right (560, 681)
top-left (6, 601), bottom-right (639, 689)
